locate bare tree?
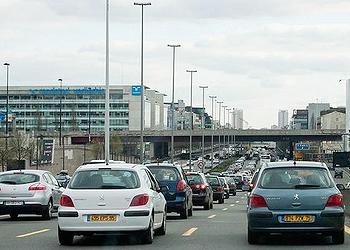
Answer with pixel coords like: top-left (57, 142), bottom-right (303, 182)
top-left (90, 137), bottom-right (104, 160)
top-left (10, 132), bottom-right (30, 161)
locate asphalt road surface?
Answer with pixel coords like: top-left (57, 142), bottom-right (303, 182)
top-left (1, 192), bottom-right (350, 250)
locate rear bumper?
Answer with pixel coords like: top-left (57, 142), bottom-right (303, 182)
top-left (192, 194), bottom-right (208, 206)
top-left (213, 192), bottom-right (224, 201)
top-left (166, 197), bottom-right (186, 213)
top-left (0, 204), bottom-right (47, 215)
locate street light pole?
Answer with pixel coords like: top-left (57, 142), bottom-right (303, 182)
top-left (58, 79), bottom-right (62, 147)
top-left (226, 108), bottom-right (231, 149)
top-left (105, 0), bottom-right (110, 165)
top-left (209, 95), bottom-right (216, 167)
top-left (199, 85), bottom-right (208, 172)
top-left (222, 105), bottom-right (227, 154)
top-left (88, 87), bottom-right (92, 143)
top-left (4, 63), bottom-right (9, 170)
top-left (134, 2), bottom-right (151, 164)
top-left (186, 70), bottom-right (197, 171)
top-left (217, 101), bottom-right (223, 159)
top-left (168, 44), bottom-right (181, 164)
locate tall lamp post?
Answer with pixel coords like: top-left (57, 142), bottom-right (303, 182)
top-left (186, 70), bottom-right (197, 171)
top-left (105, 0), bottom-right (110, 165)
top-left (134, 2), bottom-right (151, 163)
top-left (168, 44), bottom-right (181, 164)
top-left (226, 108), bottom-right (231, 149)
top-left (209, 95), bottom-right (217, 167)
top-left (199, 85), bottom-right (208, 171)
top-left (217, 101), bottom-right (223, 159)
top-left (222, 105), bottom-right (227, 154)
top-left (58, 79), bottom-right (63, 147)
top-left (4, 63), bottom-right (9, 170)
top-left (88, 87), bottom-right (92, 143)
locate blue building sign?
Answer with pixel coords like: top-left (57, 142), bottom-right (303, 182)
top-left (0, 112), bottom-right (5, 122)
top-left (132, 85), bottom-right (142, 96)
top-left (30, 87), bottom-right (104, 96)
top-left (295, 143), bottom-right (310, 151)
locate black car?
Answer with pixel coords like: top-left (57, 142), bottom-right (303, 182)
top-left (334, 169), bottom-right (344, 179)
top-left (233, 175), bottom-right (245, 190)
top-left (147, 163), bottom-right (193, 219)
top-left (225, 177), bottom-right (237, 196)
top-left (186, 172), bottom-right (213, 210)
top-left (206, 175), bottom-right (225, 204)
top-left (55, 170), bottom-right (71, 188)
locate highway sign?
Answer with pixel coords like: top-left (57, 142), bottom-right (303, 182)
top-left (295, 143), bottom-right (310, 151)
top-left (0, 112), bottom-right (5, 121)
top-left (131, 85), bottom-right (142, 96)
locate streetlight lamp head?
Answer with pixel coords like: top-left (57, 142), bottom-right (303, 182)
top-left (209, 95), bottom-right (217, 99)
top-left (167, 44), bottom-right (181, 48)
top-left (3, 63), bottom-right (9, 66)
top-left (199, 86), bottom-right (208, 89)
top-left (134, 2), bottom-right (151, 5)
top-left (58, 79), bottom-right (62, 82)
top-left (186, 70), bottom-right (197, 73)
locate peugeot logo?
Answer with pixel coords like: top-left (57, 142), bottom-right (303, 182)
top-left (98, 194), bottom-right (104, 201)
top-left (294, 194), bottom-right (299, 200)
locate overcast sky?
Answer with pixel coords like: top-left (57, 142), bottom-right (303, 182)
top-left (1, 0), bottom-right (350, 128)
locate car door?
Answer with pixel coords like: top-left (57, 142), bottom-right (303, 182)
top-left (42, 173), bottom-right (54, 204)
top-left (47, 173), bottom-right (63, 207)
top-left (182, 170), bottom-right (193, 208)
top-left (145, 169), bottom-right (164, 227)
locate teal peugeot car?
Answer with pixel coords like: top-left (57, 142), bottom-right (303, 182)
top-left (247, 161), bottom-right (345, 245)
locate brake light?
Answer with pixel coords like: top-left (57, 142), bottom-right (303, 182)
top-left (195, 184), bottom-right (206, 190)
top-left (60, 195), bottom-right (74, 207)
top-left (176, 180), bottom-right (187, 191)
top-left (326, 194), bottom-right (343, 207)
top-left (217, 186), bottom-right (223, 192)
top-left (28, 183), bottom-right (47, 191)
top-left (130, 194), bottom-right (149, 206)
top-left (249, 194), bottom-right (267, 208)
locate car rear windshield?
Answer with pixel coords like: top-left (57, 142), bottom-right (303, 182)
top-left (186, 174), bottom-right (203, 184)
top-left (207, 177), bottom-right (220, 186)
top-left (259, 167), bottom-right (333, 189)
top-left (69, 170), bottom-right (140, 189)
top-left (0, 173), bottom-right (39, 185)
top-left (147, 167), bottom-right (180, 182)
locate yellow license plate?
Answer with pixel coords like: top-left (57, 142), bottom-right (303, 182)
top-left (88, 215), bottom-right (118, 222)
top-left (284, 215), bottom-right (312, 223)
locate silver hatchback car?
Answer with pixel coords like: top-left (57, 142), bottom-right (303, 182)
top-left (0, 170), bottom-right (63, 220)
top-left (247, 161), bottom-right (344, 245)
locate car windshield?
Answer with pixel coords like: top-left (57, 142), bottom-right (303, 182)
top-left (0, 173), bottom-right (39, 185)
top-left (186, 174), bottom-right (203, 184)
top-left (219, 178), bottom-right (225, 185)
top-left (207, 177), bottom-right (220, 186)
top-left (69, 169), bottom-right (140, 189)
top-left (147, 167), bottom-right (180, 182)
top-left (259, 167), bottom-right (333, 189)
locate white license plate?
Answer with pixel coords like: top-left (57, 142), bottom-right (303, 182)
top-left (4, 201), bottom-right (24, 206)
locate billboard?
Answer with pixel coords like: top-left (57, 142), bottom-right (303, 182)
top-left (333, 152), bottom-right (350, 168)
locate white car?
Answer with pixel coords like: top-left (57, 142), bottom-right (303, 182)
top-left (58, 163), bottom-right (167, 245)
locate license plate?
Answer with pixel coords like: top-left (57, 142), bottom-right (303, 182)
top-left (4, 201), bottom-right (24, 206)
top-left (284, 215), bottom-right (312, 223)
top-left (87, 214), bottom-right (118, 222)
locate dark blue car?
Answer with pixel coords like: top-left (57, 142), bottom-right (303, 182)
top-left (147, 163), bottom-right (193, 219)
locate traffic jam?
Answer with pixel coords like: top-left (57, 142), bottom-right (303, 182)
top-left (0, 148), bottom-right (346, 246)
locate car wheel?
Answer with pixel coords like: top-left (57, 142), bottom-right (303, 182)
top-left (188, 205), bottom-right (193, 217)
top-left (42, 200), bottom-right (53, 220)
top-left (210, 201), bottom-right (213, 209)
top-left (10, 213), bottom-right (18, 220)
top-left (180, 203), bottom-right (188, 219)
top-left (248, 228), bottom-right (258, 244)
top-left (141, 217), bottom-right (154, 244)
top-left (58, 226), bottom-right (74, 246)
top-left (155, 211), bottom-right (166, 236)
top-left (204, 200), bottom-right (210, 210)
top-left (332, 229), bottom-right (344, 244)
top-left (233, 191), bottom-right (237, 196)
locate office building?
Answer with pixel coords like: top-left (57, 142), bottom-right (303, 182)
top-left (278, 110), bottom-right (289, 129)
top-left (307, 103), bottom-right (330, 129)
top-left (321, 107), bottom-right (346, 130)
top-left (290, 109), bottom-right (308, 129)
top-left (232, 109), bottom-right (244, 129)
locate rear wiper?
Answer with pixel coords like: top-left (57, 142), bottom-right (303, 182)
top-left (0, 181), bottom-right (17, 184)
top-left (100, 185), bottom-right (127, 189)
top-left (294, 184), bottom-right (320, 189)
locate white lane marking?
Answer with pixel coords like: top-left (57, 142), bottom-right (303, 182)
top-left (230, 204), bottom-right (235, 207)
top-left (16, 229), bottom-right (51, 238)
top-left (345, 226), bottom-right (350, 235)
top-left (222, 208), bottom-right (228, 211)
top-left (208, 214), bottom-right (216, 219)
top-left (182, 227), bottom-right (198, 237)
top-left (236, 201), bottom-right (240, 203)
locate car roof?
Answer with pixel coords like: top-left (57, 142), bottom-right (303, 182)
top-left (264, 161), bottom-right (327, 169)
top-left (145, 163), bottom-right (178, 168)
top-left (76, 163), bottom-right (142, 172)
top-left (0, 169), bottom-right (48, 175)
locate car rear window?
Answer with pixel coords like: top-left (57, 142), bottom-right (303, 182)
top-left (0, 173), bottom-right (39, 185)
top-left (147, 167), bottom-right (180, 182)
top-left (259, 167), bottom-right (333, 189)
top-left (69, 170), bottom-right (140, 189)
top-left (186, 174), bottom-right (203, 184)
top-left (207, 177), bottom-right (219, 185)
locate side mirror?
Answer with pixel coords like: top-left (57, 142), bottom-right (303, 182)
top-left (158, 185), bottom-right (169, 193)
top-left (336, 184), bottom-right (345, 191)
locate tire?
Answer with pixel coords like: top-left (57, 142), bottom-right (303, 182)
top-left (210, 201), bottom-right (213, 209)
top-left (141, 217), bottom-right (154, 244)
top-left (188, 205), bottom-right (193, 217)
top-left (10, 213), bottom-right (18, 220)
top-left (42, 200), bottom-right (53, 220)
top-left (180, 203), bottom-right (188, 219)
top-left (248, 228), bottom-right (258, 244)
top-left (204, 201), bottom-right (210, 210)
top-left (219, 196), bottom-right (224, 204)
top-left (332, 229), bottom-right (344, 244)
top-left (58, 226), bottom-right (74, 246)
top-left (233, 191), bottom-right (237, 196)
top-left (155, 212), bottom-right (166, 236)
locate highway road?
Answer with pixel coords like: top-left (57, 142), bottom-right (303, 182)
top-left (1, 192), bottom-right (350, 250)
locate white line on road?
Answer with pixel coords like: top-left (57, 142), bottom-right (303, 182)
top-left (182, 227), bottom-right (198, 237)
top-left (208, 214), bottom-right (216, 219)
top-left (236, 201), bottom-right (240, 203)
top-left (230, 204), bottom-right (235, 207)
top-left (345, 226), bottom-right (350, 235)
top-left (222, 208), bottom-right (228, 211)
top-left (16, 229), bottom-right (51, 238)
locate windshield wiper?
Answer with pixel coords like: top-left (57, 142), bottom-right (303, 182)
top-left (294, 184), bottom-right (320, 189)
top-left (100, 185), bottom-right (127, 189)
top-left (0, 181), bottom-right (17, 184)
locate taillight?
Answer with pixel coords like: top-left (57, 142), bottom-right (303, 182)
top-left (28, 183), bottom-right (47, 191)
top-left (217, 186), bottom-right (223, 192)
top-left (60, 195), bottom-right (75, 207)
top-left (249, 194), bottom-right (267, 208)
top-left (130, 194), bottom-right (149, 206)
top-left (176, 180), bottom-right (187, 191)
top-left (195, 184), bottom-right (206, 190)
top-left (326, 194), bottom-right (343, 207)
